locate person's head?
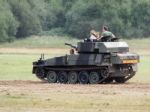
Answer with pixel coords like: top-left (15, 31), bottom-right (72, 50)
top-left (103, 26), bottom-right (109, 31)
top-left (90, 30), bottom-right (96, 35)
top-left (90, 30), bottom-right (100, 39)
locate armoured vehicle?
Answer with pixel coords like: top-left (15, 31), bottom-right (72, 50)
top-left (32, 37), bottom-right (139, 84)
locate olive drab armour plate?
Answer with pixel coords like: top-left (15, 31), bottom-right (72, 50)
top-left (32, 40), bottom-right (140, 84)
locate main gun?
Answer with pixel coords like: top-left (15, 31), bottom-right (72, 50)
top-left (65, 43), bottom-right (77, 50)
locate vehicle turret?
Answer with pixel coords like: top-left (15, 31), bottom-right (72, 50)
top-left (77, 41), bottom-right (129, 53)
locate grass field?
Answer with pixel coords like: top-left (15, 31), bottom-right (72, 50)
top-left (0, 54), bottom-right (57, 80)
top-left (0, 36), bottom-right (150, 112)
top-left (0, 36), bottom-right (150, 49)
top-left (0, 54), bottom-right (150, 82)
top-left (0, 36), bottom-right (79, 48)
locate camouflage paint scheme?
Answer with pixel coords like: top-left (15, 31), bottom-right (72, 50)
top-left (32, 41), bottom-right (140, 84)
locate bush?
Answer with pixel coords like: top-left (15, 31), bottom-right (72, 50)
top-left (39, 27), bottom-right (66, 36)
top-left (0, 2), bottom-right (19, 42)
top-left (65, 0), bottom-right (150, 38)
top-left (9, 0), bottom-right (42, 38)
top-left (0, 0), bottom-right (150, 42)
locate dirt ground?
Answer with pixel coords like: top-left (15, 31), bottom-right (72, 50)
top-left (0, 48), bottom-right (150, 55)
top-left (0, 81), bottom-right (150, 112)
top-left (0, 80), bottom-right (150, 94)
top-left (0, 48), bottom-right (69, 54)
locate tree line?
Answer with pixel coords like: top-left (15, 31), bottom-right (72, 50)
top-left (0, 0), bottom-right (150, 42)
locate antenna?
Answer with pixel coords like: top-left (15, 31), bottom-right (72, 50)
top-left (40, 53), bottom-right (45, 60)
top-left (42, 53), bottom-right (45, 59)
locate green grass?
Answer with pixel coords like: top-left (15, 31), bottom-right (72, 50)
top-left (124, 38), bottom-right (150, 49)
top-left (0, 93), bottom-right (150, 112)
top-left (0, 54), bottom-right (37, 80)
top-left (0, 36), bottom-right (150, 49)
top-left (0, 54), bottom-right (150, 82)
top-left (0, 54), bottom-right (56, 80)
top-left (0, 36), bottom-right (80, 48)
top-left (131, 55), bottom-right (150, 82)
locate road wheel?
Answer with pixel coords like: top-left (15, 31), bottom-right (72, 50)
top-left (68, 71), bottom-right (78, 84)
top-left (78, 71), bottom-right (89, 84)
top-left (35, 68), bottom-right (46, 81)
top-left (100, 67), bottom-right (109, 78)
top-left (115, 77), bottom-right (125, 83)
top-left (47, 71), bottom-right (57, 83)
top-left (58, 71), bottom-right (68, 84)
top-left (89, 72), bottom-right (100, 84)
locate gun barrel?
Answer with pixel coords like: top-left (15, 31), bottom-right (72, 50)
top-left (65, 43), bottom-right (71, 46)
top-left (65, 43), bottom-right (77, 50)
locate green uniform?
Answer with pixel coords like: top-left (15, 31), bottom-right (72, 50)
top-left (101, 31), bottom-right (115, 38)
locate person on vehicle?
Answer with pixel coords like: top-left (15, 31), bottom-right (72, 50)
top-left (101, 26), bottom-right (115, 42)
top-left (90, 30), bottom-right (100, 42)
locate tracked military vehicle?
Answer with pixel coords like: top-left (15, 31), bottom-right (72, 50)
top-left (32, 37), bottom-right (139, 84)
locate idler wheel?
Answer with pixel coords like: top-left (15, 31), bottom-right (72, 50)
top-left (47, 71), bottom-right (57, 83)
top-left (78, 71), bottom-right (89, 84)
top-left (89, 72), bottom-right (100, 84)
top-left (35, 68), bottom-right (46, 81)
top-left (68, 71), bottom-right (78, 84)
top-left (58, 71), bottom-right (68, 84)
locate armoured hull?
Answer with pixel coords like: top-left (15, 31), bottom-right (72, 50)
top-left (32, 41), bottom-right (139, 84)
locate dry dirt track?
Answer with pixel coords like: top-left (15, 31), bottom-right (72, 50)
top-left (0, 48), bottom-right (150, 55)
top-left (0, 80), bottom-right (150, 112)
top-left (0, 80), bottom-right (150, 97)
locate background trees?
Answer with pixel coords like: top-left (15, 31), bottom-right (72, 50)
top-left (0, 0), bottom-right (150, 42)
top-left (0, 0), bottom-right (18, 42)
